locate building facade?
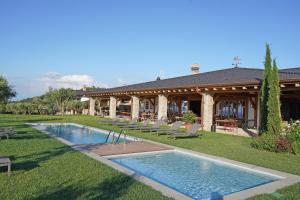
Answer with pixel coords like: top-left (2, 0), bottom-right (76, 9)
top-left (84, 66), bottom-right (300, 135)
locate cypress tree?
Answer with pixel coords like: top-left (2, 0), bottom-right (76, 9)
top-left (260, 44), bottom-right (272, 133)
top-left (267, 60), bottom-right (281, 135)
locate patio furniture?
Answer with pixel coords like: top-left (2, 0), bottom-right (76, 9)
top-left (115, 118), bottom-right (138, 127)
top-left (123, 119), bottom-right (151, 131)
top-left (0, 127), bottom-right (16, 139)
top-left (0, 156), bottom-right (11, 176)
top-left (216, 119), bottom-right (238, 132)
top-left (140, 120), bottom-right (164, 132)
top-left (155, 121), bottom-right (184, 136)
top-left (169, 123), bottom-right (201, 139)
top-left (99, 118), bottom-right (118, 125)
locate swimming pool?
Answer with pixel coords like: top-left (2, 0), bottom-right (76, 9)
top-left (111, 151), bottom-right (280, 200)
top-left (32, 123), bottom-right (128, 145)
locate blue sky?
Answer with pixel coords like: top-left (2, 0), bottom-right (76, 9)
top-left (0, 0), bottom-right (299, 99)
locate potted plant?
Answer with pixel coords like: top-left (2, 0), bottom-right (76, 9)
top-left (183, 111), bottom-right (197, 129)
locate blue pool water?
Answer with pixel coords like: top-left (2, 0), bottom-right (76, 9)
top-left (35, 124), bottom-right (127, 144)
top-left (111, 151), bottom-right (279, 200)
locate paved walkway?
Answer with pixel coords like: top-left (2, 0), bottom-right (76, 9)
top-left (81, 141), bottom-right (173, 156)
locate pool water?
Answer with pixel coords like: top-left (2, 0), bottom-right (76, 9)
top-left (111, 151), bottom-right (279, 200)
top-left (35, 124), bottom-right (126, 144)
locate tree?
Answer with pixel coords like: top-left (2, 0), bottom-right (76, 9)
top-left (45, 88), bottom-right (75, 115)
top-left (66, 100), bottom-right (85, 114)
top-left (267, 59), bottom-right (281, 135)
top-left (260, 44), bottom-right (272, 133)
top-left (0, 76), bottom-right (16, 112)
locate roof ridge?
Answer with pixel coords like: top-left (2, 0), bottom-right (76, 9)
top-left (110, 67), bottom-right (263, 89)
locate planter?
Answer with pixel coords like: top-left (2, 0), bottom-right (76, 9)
top-left (185, 123), bottom-right (193, 129)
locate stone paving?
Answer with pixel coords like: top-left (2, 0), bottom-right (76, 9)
top-left (81, 141), bottom-right (173, 156)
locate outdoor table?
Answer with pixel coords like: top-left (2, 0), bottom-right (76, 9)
top-left (215, 119), bottom-right (238, 132)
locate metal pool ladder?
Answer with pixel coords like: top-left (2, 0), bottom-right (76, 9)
top-left (105, 130), bottom-right (126, 143)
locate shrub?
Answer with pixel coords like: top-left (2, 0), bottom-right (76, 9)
top-left (286, 121), bottom-right (300, 143)
top-left (182, 111), bottom-right (197, 124)
top-left (275, 136), bottom-right (291, 152)
top-left (251, 134), bottom-right (277, 152)
top-left (291, 141), bottom-right (300, 155)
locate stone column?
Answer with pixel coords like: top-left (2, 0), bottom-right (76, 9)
top-left (256, 93), bottom-right (261, 131)
top-left (89, 97), bottom-right (96, 116)
top-left (131, 96), bottom-right (140, 120)
top-left (109, 96), bottom-right (117, 119)
top-left (158, 94), bottom-right (168, 121)
top-left (201, 93), bottom-right (214, 131)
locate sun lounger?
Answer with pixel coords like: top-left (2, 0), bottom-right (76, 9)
top-left (0, 127), bottom-right (16, 139)
top-left (0, 156), bottom-right (11, 176)
top-left (115, 118), bottom-right (138, 127)
top-left (155, 121), bottom-right (184, 135)
top-left (139, 120), bottom-right (164, 132)
top-left (123, 119), bottom-right (151, 130)
top-left (99, 118), bottom-right (118, 125)
top-left (169, 123), bottom-right (201, 139)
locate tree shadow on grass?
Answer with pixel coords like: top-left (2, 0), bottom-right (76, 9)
top-left (12, 146), bottom-right (72, 172)
top-left (11, 160), bottom-right (40, 171)
top-left (32, 175), bottom-right (135, 200)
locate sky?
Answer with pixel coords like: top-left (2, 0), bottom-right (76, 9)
top-left (0, 0), bottom-right (299, 100)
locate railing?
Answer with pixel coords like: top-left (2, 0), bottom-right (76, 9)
top-left (105, 130), bottom-right (112, 143)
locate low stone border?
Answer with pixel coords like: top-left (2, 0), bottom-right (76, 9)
top-left (28, 123), bottom-right (300, 200)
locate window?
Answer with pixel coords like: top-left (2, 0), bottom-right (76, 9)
top-left (145, 101), bottom-right (150, 110)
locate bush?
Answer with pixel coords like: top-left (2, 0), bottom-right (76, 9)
top-left (251, 134), bottom-right (277, 152)
top-left (182, 111), bottom-right (197, 124)
top-left (286, 121), bottom-right (300, 143)
top-left (275, 136), bottom-right (291, 152)
top-left (292, 141), bottom-right (300, 155)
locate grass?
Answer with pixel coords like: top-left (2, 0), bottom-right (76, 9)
top-left (0, 114), bottom-right (300, 199)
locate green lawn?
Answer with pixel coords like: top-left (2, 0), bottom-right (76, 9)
top-left (1, 114), bottom-right (300, 200)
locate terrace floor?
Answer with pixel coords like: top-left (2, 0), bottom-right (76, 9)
top-left (81, 141), bottom-right (173, 156)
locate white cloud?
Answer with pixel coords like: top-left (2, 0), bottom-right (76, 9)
top-left (117, 78), bottom-right (129, 86)
top-left (7, 72), bottom-right (109, 100)
top-left (39, 72), bottom-right (109, 90)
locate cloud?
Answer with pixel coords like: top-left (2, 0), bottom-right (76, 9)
top-left (6, 72), bottom-right (109, 100)
top-left (117, 78), bottom-right (129, 86)
top-left (38, 72), bottom-right (109, 90)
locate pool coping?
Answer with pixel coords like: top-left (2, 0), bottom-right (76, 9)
top-left (27, 122), bottom-right (300, 200)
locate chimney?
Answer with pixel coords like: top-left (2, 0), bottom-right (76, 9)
top-left (191, 63), bottom-right (200, 75)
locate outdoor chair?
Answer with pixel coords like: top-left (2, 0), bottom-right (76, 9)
top-left (99, 118), bottom-right (118, 125)
top-left (139, 119), bottom-right (165, 132)
top-left (155, 121), bottom-right (184, 136)
top-left (169, 123), bottom-right (201, 139)
top-left (115, 118), bottom-right (138, 127)
top-left (0, 156), bottom-right (11, 176)
top-left (123, 119), bottom-right (151, 131)
top-left (0, 127), bottom-right (16, 139)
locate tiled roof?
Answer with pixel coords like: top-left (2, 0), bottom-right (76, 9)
top-left (86, 67), bottom-right (300, 95)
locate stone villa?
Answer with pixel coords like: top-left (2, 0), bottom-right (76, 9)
top-left (84, 65), bottom-right (300, 136)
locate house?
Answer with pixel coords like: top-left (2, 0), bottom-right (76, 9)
top-left (84, 65), bottom-right (300, 136)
